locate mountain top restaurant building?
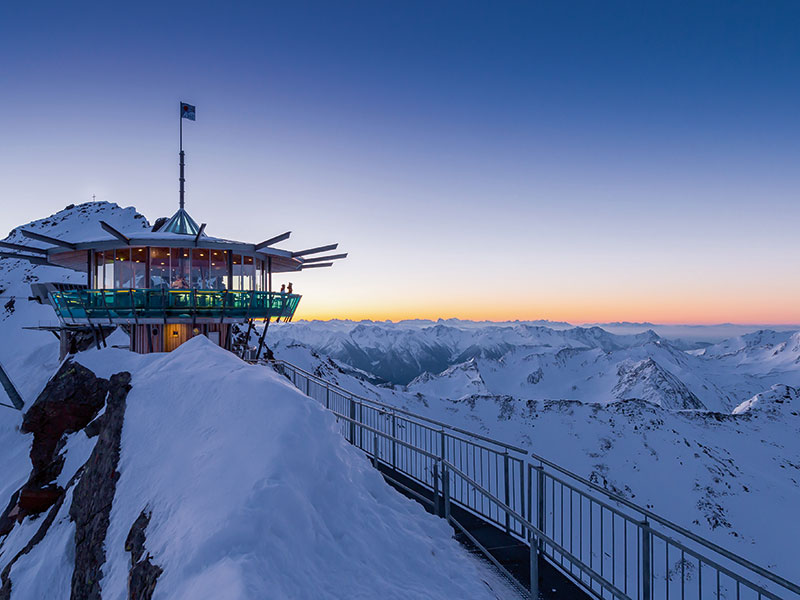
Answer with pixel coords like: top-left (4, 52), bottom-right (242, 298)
top-left (6, 206), bottom-right (345, 355)
top-left (1, 103), bottom-right (345, 356)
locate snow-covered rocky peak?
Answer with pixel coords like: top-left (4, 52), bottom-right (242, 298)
top-left (407, 358), bottom-right (489, 399)
top-left (612, 357), bottom-right (705, 409)
top-left (4, 201), bottom-right (150, 246)
top-left (732, 384), bottom-right (799, 416)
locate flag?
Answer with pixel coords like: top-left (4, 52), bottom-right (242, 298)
top-left (180, 102), bottom-right (196, 121)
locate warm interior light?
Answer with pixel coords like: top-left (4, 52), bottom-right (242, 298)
top-left (172, 331), bottom-right (178, 337)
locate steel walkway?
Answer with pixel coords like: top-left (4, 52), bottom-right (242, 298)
top-left (275, 360), bottom-right (800, 600)
top-left (0, 359), bottom-right (23, 410)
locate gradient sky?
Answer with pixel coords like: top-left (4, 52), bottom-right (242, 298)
top-left (1, 1), bottom-right (799, 324)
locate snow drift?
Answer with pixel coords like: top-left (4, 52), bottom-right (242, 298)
top-left (0, 337), bottom-right (513, 599)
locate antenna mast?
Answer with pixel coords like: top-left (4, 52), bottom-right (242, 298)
top-left (179, 111), bottom-right (185, 210)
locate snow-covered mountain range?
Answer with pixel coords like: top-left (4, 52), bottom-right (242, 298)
top-left (268, 320), bottom-right (800, 412)
top-left (1, 202), bottom-right (798, 593)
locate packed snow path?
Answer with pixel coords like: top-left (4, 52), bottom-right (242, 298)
top-left (275, 360), bottom-right (800, 600)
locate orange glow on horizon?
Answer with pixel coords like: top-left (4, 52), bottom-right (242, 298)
top-left (292, 293), bottom-right (800, 326)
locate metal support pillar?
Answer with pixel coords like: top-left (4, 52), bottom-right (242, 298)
top-left (443, 464), bottom-right (451, 521)
top-left (641, 520), bottom-right (652, 600)
top-left (503, 451), bottom-right (511, 533)
top-left (254, 316), bottom-right (271, 362)
top-left (349, 397), bottom-right (356, 444)
top-left (433, 462), bottom-right (440, 517)
top-left (535, 466), bottom-right (545, 552)
top-left (529, 531), bottom-right (539, 599)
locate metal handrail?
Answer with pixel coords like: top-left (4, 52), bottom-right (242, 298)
top-left (528, 453), bottom-right (800, 595)
top-left (275, 358), bottom-right (800, 599)
top-left (444, 460), bottom-right (629, 600)
top-left (275, 360), bottom-right (528, 453)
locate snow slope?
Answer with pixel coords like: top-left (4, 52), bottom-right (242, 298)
top-left (0, 338), bottom-right (514, 599)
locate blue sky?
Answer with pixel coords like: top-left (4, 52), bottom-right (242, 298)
top-left (2, 1), bottom-right (799, 322)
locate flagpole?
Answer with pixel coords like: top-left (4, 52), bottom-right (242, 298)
top-left (179, 106), bottom-right (185, 210)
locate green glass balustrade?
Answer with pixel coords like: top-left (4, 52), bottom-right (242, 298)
top-left (49, 289), bottom-right (302, 322)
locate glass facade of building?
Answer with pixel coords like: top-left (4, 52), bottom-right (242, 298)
top-left (93, 247), bottom-right (269, 291)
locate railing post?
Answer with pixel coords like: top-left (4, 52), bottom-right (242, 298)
top-left (349, 397), bottom-right (356, 445)
top-left (440, 428), bottom-right (446, 463)
top-left (529, 530), bottom-right (539, 599)
top-left (433, 462), bottom-right (440, 517)
top-left (442, 463), bottom-right (451, 521)
top-left (373, 433), bottom-right (379, 468)
top-left (535, 465), bottom-right (545, 551)
top-left (641, 519), bottom-right (652, 600)
top-left (527, 464), bottom-right (533, 526)
top-left (503, 451), bottom-right (511, 533)
top-left (519, 460), bottom-right (525, 535)
top-left (391, 411), bottom-right (397, 469)
top-left (325, 387), bottom-right (330, 410)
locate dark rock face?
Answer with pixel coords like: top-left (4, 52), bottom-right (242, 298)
top-left (0, 361), bottom-right (110, 526)
top-left (0, 467), bottom-right (85, 600)
top-left (22, 361), bottom-right (110, 489)
top-left (125, 510), bottom-right (162, 600)
top-left (69, 371), bottom-right (131, 600)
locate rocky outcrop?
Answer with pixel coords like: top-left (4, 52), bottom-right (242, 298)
top-left (69, 371), bottom-right (131, 600)
top-left (0, 466), bottom-right (85, 600)
top-left (0, 361), bottom-right (110, 530)
top-left (125, 510), bottom-right (162, 600)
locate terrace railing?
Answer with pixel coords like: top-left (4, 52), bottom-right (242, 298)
top-left (49, 289), bottom-right (301, 324)
top-left (275, 359), bottom-right (800, 600)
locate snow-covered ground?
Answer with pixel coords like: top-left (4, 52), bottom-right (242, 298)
top-left (0, 338), bottom-right (515, 599)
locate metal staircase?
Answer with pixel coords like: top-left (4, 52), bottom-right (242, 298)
top-left (275, 359), bottom-right (800, 600)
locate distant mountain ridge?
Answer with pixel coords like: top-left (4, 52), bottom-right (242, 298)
top-left (270, 320), bottom-right (800, 412)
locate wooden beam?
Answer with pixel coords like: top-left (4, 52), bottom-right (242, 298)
top-left (194, 223), bottom-right (207, 246)
top-left (300, 253), bottom-right (347, 264)
top-left (100, 221), bottom-right (130, 245)
top-left (0, 240), bottom-right (48, 255)
top-left (299, 262), bottom-right (333, 269)
top-left (0, 251), bottom-right (51, 266)
top-left (291, 243), bottom-right (338, 258)
top-left (256, 231), bottom-right (291, 250)
top-left (21, 230), bottom-right (77, 250)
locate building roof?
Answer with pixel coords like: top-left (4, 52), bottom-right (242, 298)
top-left (11, 212), bottom-right (345, 274)
top-left (161, 208), bottom-right (202, 235)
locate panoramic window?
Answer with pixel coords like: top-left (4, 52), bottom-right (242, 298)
top-left (114, 249), bottom-right (132, 288)
top-left (191, 248), bottom-right (209, 288)
top-left (232, 254), bottom-right (242, 290)
top-left (149, 247), bottom-right (171, 288)
top-left (102, 249), bottom-right (114, 289)
top-left (94, 251), bottom-right (104, 288)
top-left (171, 248), bottom-right (190, 288)
top-left (132, 247), bottom-right (147, 288)
top-left (255, 259), bottom-right (264, 291)
top-left (242, 255), bottom-right (255, 291)
top-left (208, 249), bottom-right (228, 290)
